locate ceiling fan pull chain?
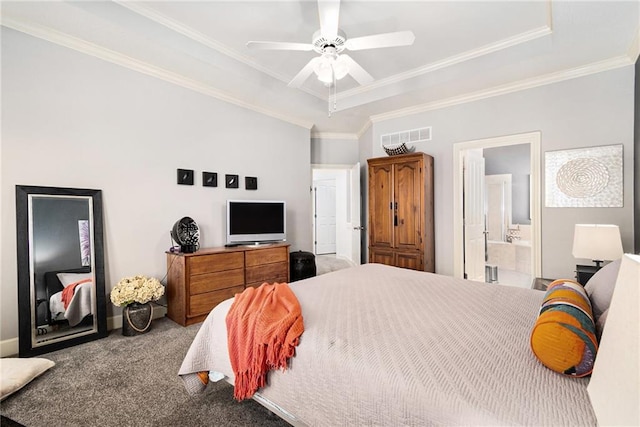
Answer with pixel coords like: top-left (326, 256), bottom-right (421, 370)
top-left (328, 64), bottom-right (336, 117)
top-left (333, 68), bottom-right (337, 111)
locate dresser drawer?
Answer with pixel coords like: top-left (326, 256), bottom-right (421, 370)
top-left (246, 261), bottom-right (288, 285)
top-left (190, 268), bottom-right (245, 295)
top-left (246, 272), bottom-right (289, 289)
top-left (167, 244), bottom-right (290, 326)
top-left (245, 247), bottom-right (288, 267)
top-left (189, 285), bottom-right (243, 317)
top-left (189, 252), bottom-right (244, 275)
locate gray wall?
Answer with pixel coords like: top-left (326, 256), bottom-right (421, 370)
top-left (1, 28), bottom-right (312, 344)
top-left (311, 137), bottom-right (359, 165)
top-left (370, 65), bottom-right (635, 280)
top-left (484, 144), bottom-right (531, 225)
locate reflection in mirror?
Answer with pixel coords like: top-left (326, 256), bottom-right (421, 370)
top-left (485, 174), bottom-right (512, 242)
top-left (16, 186), bottom-right (107, 357)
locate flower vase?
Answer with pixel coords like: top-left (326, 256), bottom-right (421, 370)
top-left (122, 302), bottom-right (153, 336)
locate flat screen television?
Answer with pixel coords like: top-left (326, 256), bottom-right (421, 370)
top-left (226, 200), bottom-right (286, 245)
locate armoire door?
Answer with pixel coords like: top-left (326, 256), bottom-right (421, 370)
top-left (394, 160), bottom-right (422, 251)
top-left (395, 252), bottom-right (423, 270)
top-left (369, 248), bottom-right (394, 265)
top-left (369, 163), bottom-right (394, 248)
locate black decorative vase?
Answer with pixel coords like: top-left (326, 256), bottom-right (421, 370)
top-left (122, 302), bottom-right (153, 336)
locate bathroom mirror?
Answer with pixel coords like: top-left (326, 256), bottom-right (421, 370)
top-left (16, 185), bottom-right (107, 357)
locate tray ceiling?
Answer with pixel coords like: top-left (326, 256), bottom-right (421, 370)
top-left (2, 1), bottom-right (638, 136)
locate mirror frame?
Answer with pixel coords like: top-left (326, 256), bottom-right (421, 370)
top-left (16, 185), bottom-right (108, 357)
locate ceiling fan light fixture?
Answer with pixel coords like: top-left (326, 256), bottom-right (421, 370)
top-left (333, 55), bottom-right (349, 79)
top-left (247, 0), bottom-right (415, 93)
top-left (314, 54), bottom-right (348, 84)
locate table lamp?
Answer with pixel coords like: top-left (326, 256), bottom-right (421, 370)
top-left (572, 224), bottom-right (623, 268)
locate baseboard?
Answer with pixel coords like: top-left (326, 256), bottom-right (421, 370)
top-left (1, 338), bottom-right (19, 358)
top-left (1, 305), bottom-right (168, 358)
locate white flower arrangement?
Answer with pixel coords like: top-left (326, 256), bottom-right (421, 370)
top-left (110, 275), bottom-right (164, 307)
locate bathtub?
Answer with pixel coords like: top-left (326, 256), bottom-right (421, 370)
top-left (487, 240), bottom-right (531, 274)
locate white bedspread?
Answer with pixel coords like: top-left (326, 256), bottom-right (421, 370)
top-left (49, 281), bottom-right (93, 327)
top-left (179, 263), bottom-right (597, 426)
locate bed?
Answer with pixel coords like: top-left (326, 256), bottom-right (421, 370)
top-left (44, 268), bottom-right (94, 327)
top-left (179, 258), bottom-right (638, 426)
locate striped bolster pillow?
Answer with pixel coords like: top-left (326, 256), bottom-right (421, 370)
top-left (530, 279), bottom-right (598, 377)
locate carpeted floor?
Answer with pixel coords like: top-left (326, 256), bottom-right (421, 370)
top-left (1, 256), bottom-right (354, 427)
top-left (0, 318), bottom-right (289, 427)
top-left (315, 254), bottom-right (355, 275)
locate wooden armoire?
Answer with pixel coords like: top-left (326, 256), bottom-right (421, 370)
top-left (367, 152), bottom-right (434, 272)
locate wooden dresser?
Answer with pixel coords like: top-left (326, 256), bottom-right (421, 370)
top-left (166, 243), bottom-right (290, 326)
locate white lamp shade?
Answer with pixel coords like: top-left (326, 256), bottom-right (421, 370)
top-left (587, 253), bottom-right (640, 425)
top-left (572, 224), bottom-right (623, 261)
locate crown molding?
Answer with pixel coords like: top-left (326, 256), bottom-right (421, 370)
top-left (370, 55), bottom-right (632, 123)
top-left (1, 17), bottom-right (314, 130)
top-left (337, 24), bottom-right (553, 101)
top-left (117, 0), bottom-right (555, 108)
top-left (309, 120), bottom-right (371, 141)
top-left (115, 1), bottom-right (326, 101)
top-left (356, 120), bottom-right (372, 139)
top-left (310, 132), bottom-right (358, 140)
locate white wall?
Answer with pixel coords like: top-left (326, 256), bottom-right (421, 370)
top-left (311, 137), bottom-right (359, 165)
top-left (370, 66), bottom-right (635, 279)
top-left (1, 28), bottom-right (312, 343)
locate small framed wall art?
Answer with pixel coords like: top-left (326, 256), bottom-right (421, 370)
top-left (225, 174), bottom-right (239, 189)
top-left (203, 172), bottom-right (217, 187)
top-left (245, 177), bottom-right (258, 190)
top-left (177, 169), bottom-right (194, 185)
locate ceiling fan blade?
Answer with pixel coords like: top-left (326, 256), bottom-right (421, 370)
top-left (318, 0), bottom-right (340, 40)
top-left (344, 31), bottom-right (415, 51)
top-left (340, 54), bottom-right (374, 86)
top-left (246, 41), bottom-right (314, 51)
top-left (288, 57), bottom-right (322, 88)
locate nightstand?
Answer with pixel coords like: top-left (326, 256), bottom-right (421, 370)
top-left (532, 277), bottom-right (554, 291)
top-left (575, 264), bottom-right (599, 286)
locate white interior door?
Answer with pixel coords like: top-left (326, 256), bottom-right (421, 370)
top-left (464, 149), bottom-right (486, 282)
top-left (314, 179), bottom-right (336, 254)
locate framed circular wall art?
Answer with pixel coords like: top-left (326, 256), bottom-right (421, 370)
top-left (545, 144), bottom-right (623, 207)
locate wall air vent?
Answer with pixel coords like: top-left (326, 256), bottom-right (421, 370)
top-left (380, 126), bottom-right (432, 148)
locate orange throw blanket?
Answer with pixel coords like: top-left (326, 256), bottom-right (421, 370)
top-left (226, 282), bottom-right (304, 401)
top-left (61, 278), bottom-right (92, 310)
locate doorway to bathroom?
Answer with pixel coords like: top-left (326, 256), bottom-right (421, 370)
top-left (452, 132), bottom-right (542, 289)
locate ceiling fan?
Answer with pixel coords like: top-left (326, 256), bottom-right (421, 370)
top-left (246, 0), bottom-right (415, 89)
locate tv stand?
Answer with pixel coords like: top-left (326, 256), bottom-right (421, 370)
top-left (165, 243), bottom-right (290, 326)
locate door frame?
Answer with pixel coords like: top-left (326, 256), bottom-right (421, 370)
top-left (311, 163), bottom-right (361, 265)
top-left (452, 131), bottom-right (542, 280)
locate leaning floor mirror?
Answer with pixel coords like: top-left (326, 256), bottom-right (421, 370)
top-left (16, 185), bottom-right (107, 357)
